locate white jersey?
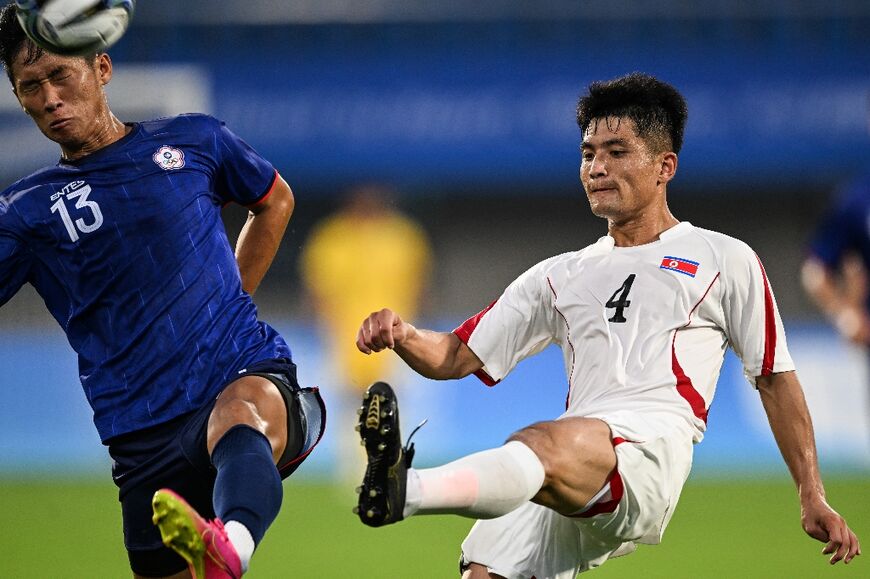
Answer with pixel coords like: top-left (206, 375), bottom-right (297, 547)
top-left (454, 222), bottom-right (794, 443)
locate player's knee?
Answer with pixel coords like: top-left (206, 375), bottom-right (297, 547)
top-left (506, 421), bottom-right (561, 475)
top-left (215, 376), bottom-right (284, 425)
top-left (507, 418), bottom-right (616, 512)
top-left (212, 397), bottom-right (264, 431)
top-left (208, 377), bottom-right (284, 450)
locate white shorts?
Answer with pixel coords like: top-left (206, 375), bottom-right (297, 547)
top-left (459, 411), bottom-right (694, 579)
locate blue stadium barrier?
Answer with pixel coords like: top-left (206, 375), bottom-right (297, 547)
top-left (1, 320), bottom-right (867, 478)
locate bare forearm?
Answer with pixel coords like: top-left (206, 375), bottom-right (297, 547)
top-left (356, 309), bottom-right (484, 380)
top-left (236, 214), bottom-right (282, 294)
top-left (758, 371), bottom-right (862, 563)
top-left (235, 178), bottom-right (294, 295)
top-left (757, 371), bottom-right (824, 499)
top-left (394, 328), bottom-right (478, 380)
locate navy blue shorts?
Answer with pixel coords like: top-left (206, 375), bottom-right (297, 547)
top-left (107, 358), bottom-right (325, 576)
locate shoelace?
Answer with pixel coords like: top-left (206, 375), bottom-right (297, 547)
top-left (402, 419), bottom-right (428, 464)
top-left (365, 418), bottom-right (428, 479)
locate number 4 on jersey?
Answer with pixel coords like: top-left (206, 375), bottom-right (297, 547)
top-left (606, 274), bottom-right (636, 323)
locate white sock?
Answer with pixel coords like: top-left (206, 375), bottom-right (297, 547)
top-left (403, 440), bottom-right (545, 519)
top-left (224, 520), bottom-right (255, 573)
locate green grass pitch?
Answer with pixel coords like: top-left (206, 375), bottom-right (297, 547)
top-left (1, 476), bottom-right (866, 578)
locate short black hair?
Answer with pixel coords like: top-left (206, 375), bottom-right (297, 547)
top-left (0, 3), bottom-right (98, 86)
top-left (576, 72), bottom-right (688, 155)
top-left (0, 2), bottom-right (47, 84)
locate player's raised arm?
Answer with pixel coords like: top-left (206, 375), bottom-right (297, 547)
top-left (356, 308), bottom-right (483, 380)
top-left (756, 371), bottom-right (861, 565)
top-left (235, 173), bottom-right (295, 296)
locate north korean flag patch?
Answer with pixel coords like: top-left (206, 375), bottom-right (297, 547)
top-left (660, 256), bottom-right (699, 277)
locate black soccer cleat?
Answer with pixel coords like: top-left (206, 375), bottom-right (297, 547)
top-left (354, 381), bottom-right (415, 527)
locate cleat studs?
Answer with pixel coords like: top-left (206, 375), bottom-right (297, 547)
top-left (378, 443), bottom-right (386, 451)
top-left (360, 439), bottom-right (366, 446)
top-left (357, 407), bottom-right (364, 416)
top-left (369, 489), bottom-right (378, 498)
top-left (352, 506), bottom-right (360, 514)
top-left (366, 509), bottom-right (376, 518)
top-left (354, 424), bottom-right (361, 432)
top-left (380, 426), bottom-right (390, 435)
top-left (355, 486), bottom-right (363, 494)
top-left (378, 395), bottom-right (386, 402)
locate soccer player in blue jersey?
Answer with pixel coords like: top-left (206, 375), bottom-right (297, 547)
top-left (801, 95), bottom-right (870, 350)
top-left (0, 6), bottom-right (325, 579)
top-left (802, 173), bottom-right (870, 345)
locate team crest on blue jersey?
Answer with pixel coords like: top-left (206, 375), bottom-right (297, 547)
top-left (153, 146), bottom-right (185, 170)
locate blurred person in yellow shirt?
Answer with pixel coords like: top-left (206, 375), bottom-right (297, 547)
top-left (301, 183), bottom-right (433, 479)
top-left (302, 183), bottom-right (433, 390)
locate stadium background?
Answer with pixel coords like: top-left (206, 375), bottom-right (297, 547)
top-left (0, 1), bottom-right (868, 577)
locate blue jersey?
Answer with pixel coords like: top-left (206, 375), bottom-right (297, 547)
top-left (808, 173), bottom-right (870, 311)
top-left (0, 114), bottom-right (291, 441)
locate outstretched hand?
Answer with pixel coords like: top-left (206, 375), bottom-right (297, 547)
top-left (356, 308), bottom-right (414, 354)
top-left (801, 497), bottom-right (861, 565)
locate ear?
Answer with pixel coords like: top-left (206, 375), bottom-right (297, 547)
top-left (658, 151), bottom-right (678, 184)
top-left (96, 53), bottom-right (113, 85)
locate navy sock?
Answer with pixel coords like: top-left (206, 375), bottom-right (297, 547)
top-left (211, 425), bottom-right (283, 546)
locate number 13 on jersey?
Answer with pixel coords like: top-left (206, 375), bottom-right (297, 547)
top-left (49, 181), bottom-right (104, 243)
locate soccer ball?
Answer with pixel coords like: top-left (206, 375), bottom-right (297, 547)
top-left (15, 0), bottom-right (134, 56)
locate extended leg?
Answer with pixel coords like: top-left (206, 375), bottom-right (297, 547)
top-left (355, 382), bottom-right (617, 527)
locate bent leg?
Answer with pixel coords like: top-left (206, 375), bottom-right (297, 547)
top-left (206, 375), bottom-right (289, 571)
top-left (509, 417), bottom-right (616, 515)
top-left (207, 374), bottom-right (288, 461)
top-left (407, 417), bottom-right (615, 520)
top-left (407, 440), bottom-right (545, 519)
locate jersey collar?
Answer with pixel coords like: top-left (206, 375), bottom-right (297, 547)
top-left (595, 221), bottom-right (694, 252)
top-left (57, 122), bottom-right (142, 167)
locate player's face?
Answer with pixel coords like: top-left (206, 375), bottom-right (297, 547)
top-left (11, 50), bottom-right (112, 153)
top-left (580, 117), bottom-right (670, 224)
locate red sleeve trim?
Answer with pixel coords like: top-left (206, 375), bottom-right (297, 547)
top-left (755, 254), bottom-right (777, 375)
top-left (244, 169), bottom-right (280, 208)
top-left (453, 300), bottom-right (499, 386)
top-left (453, 299), bottom-right (497, 343)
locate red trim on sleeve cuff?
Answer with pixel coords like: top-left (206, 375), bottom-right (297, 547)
top-left (245, 169), bottom-right (280, 208)
top-left (451, 328), bottom-right (500, 386)
top-left (453, 300), bottom-right (500, 386)
top-left (472, 368), bottom-right (499, 387)
top-left (453, 300), bottom-right (496, 343)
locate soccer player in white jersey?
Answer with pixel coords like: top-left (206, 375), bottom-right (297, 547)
top-left (353, 73), bottom-right (861, 578)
